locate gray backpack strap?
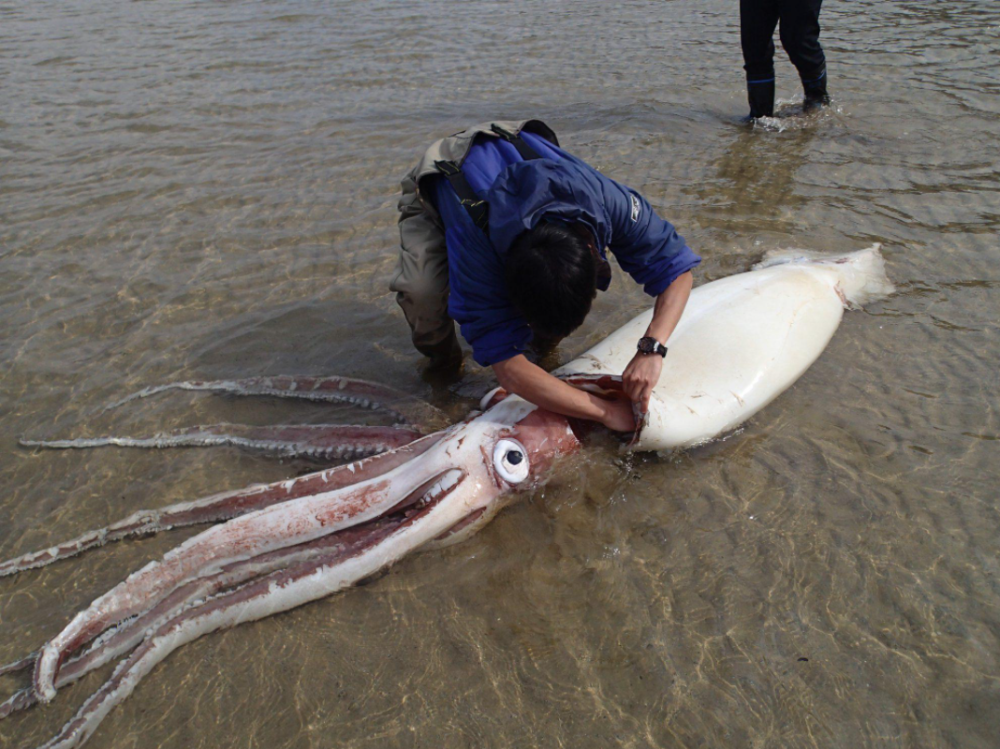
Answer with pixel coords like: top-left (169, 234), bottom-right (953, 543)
top-left (434, 159), bottom-right (490, 232)
top-left (434, 125), bottom-right (544, 234)
top-left (489, 123), bottom-right (543, 161)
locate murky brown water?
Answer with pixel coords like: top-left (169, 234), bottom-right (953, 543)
top-left (2, 1), bottom-right (999, 747)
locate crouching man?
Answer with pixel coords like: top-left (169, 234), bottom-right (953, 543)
top-left (390, 120), bottom-right (700, 432)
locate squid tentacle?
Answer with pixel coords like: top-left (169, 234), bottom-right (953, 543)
top-left (31, 433), bottom-right (458, 701)
top-left (100, 375), bottom-right (447, 428)
top-left (0, 523), bottom-right (398, 722)
top-left (34, 505), bottom-right (445, 749)
top-left (0, 432), bottom-right (445, 580)
top-left (0, 652), bottom-right (35, 677)
top-left (0, 689), bottom-right (32, 721)
top-left (20, 423), bottom-right (425, 461)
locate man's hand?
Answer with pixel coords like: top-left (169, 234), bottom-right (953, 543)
top-left (621, 271), bottom-right (692, 414)
top-left (622, 352), bottom-right (663, 414)
top-left (599, 397), bottom-right (638, 432)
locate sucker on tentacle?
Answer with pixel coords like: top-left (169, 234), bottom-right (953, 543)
top-left (0, 652), bottom-right (36, 677)
top-left (0, 689), bottom-right (32, 721)
top-left (20, 423), bottom-right (425, 461)
top-left (100, 375), bottom-right (447, 428)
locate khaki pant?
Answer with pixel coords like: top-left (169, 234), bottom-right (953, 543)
top-left (389, 119), bottom-right (559, 359)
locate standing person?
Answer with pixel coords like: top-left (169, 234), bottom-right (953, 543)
top-left (740, 0), bottom-right (830, 119)
top-left (390, 119), bottom-right (701, 432)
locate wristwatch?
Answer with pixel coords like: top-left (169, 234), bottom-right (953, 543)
top-left (637, 336), bottom-right (668, 358)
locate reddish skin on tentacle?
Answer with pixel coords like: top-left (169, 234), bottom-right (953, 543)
top-left (0, 690), bottom-right (30, 721)
top-left (0, 432), bottom-right (445, 579)
top-left (0, 652), bottom-right (35, 677)
top-left (20, 423), bottom-right (426, 461)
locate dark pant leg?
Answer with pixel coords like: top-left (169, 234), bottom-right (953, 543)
top-left (393, 170), bottom-right (463, 365)
top-left (740, 0), bottom-right (780, 117)
top-left (777, 0), bottom-right (826, 83)
top-left (740, 0), bottom-right (781, 82)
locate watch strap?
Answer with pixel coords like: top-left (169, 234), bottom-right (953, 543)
top-left (637, 336), bottom-right (668, 357)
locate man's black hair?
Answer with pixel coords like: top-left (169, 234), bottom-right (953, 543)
top-left (505, 221), bottom-right (598, 339)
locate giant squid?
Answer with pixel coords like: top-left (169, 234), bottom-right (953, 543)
top-left (0, 246), bottom-right (892, 749)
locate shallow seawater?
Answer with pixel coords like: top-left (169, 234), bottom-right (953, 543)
top-left (1, 1), bottom-right (998, 747)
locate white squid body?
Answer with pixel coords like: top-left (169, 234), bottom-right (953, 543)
top-left (557, 245), bottom-right (894, 451)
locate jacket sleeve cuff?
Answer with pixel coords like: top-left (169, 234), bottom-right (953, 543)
top-left (473, 342), bottom-right (528, 367)
top-left (642, 246), bottom-right (702, 297)
top-left (467, 325), bottom-right (532, 367)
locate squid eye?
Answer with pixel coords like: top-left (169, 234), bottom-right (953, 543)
top-left (493, 439), bottom-right (530, 484)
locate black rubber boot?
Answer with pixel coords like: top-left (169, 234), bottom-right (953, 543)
top-left (419, 328), bottom-right (464, 370)
top-left (802, 71), bottom-right (830, 113)
top-left (745, 79), bottom-right (775, 121)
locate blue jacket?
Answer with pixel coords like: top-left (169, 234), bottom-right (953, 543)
top-left (433, 131), bottom-right (700, 366)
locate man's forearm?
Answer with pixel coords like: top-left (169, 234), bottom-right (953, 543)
top-left (493, 355), bottom-right (615, 423)
top-left (645, 271), bottom-right (693, 345)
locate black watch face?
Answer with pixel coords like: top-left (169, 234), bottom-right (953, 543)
top-left (638, 337), bottom-right (654, 354)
